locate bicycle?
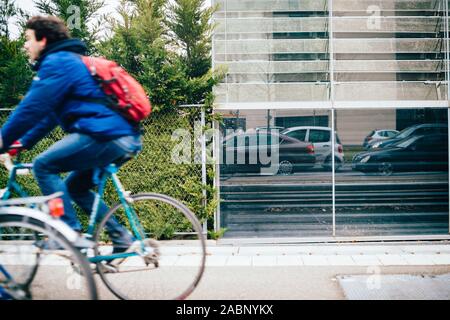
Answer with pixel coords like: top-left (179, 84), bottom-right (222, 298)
top-left (0, 147), bottom-right (207, 300)
top-left (0, 192), bottom-right (98, 300)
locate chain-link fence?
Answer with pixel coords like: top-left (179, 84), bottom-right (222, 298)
top-left (0, 107), bottom-right (215, 237)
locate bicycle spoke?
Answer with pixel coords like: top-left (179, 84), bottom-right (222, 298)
top-left (0, 215), bottom-right (98, 300)
top-left (94, 193), bottom-right (206, 300)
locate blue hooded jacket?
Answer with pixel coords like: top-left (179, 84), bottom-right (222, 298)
top-left (0, 39), bottom-right (140, 151)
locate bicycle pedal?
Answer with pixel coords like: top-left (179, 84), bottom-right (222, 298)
top-left (53, 251), bottom-right (72, 259)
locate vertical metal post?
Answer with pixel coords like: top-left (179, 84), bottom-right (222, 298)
top-left (211, 1), bottom-right (219, 233)
top-left (445, 0), bottom-right (450, 234)
top-left (329, 0), bottom-right (336, 237)
top-left (225, 0), bottom-right (229, 104)
top-left (213, 119), bottom-right (220, 232)
top-left (201, 107), bottom-right (208, 235)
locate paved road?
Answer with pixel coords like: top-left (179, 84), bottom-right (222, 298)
top-left (25, 264), bottom-right (450, 300)
top-left (189, 265), bottom-right (450, 300)
top-left (6, 242), bottom-right (450, 300)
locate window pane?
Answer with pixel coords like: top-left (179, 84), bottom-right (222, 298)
top-left (335, 108), bottom-right (449, 236)
top-left (285, 129), bottom-right (307, 141)
top-left (332, 1), bottom-right (447, 101)
top-left (213, 0), bottom-right (331, 104)
top-left (217, 109), bottom-right (333, 238)
top-left (213, 0), bottom-right (450, 239)
top-left (309, 129), bottom-right (330, 143)
top-left (386, 131), bottom-right (397, 138)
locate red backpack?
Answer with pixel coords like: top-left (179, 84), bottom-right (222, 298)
top-left (78, 56), bottom-right (152, 123)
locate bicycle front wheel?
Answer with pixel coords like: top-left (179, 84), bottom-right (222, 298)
top-left (0, 214), bottom-right (98, 300)
top-left (94, 193), bottom-right (206, 300)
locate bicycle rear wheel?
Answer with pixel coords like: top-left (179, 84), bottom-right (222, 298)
top-left (0, 214), bottom-right (98, 300)
top-left (94, 193), bottom-right (206, 300)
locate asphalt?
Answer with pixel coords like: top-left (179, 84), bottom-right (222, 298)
top-left (3, 240), bottom-right (450, 299)
top-left (189, 265), bottom-right (450, 300)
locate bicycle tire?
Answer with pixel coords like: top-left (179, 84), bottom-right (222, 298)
top-left (93, 193), bottom-right (206, 300)
top-left (0, 224), bottom-right (41, 290)
top-left (0, 214), bottom-right (98, 300)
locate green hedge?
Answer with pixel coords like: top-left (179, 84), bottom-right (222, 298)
top-left (0, 110), bottom-right (217, 238)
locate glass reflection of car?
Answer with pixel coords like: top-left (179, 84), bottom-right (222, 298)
top-left (254, 126), bottom-right (285, 133)
top-left (363, 129), bottom-right (399, 149)
top-left (352, 134), bottom-right (448, 175)
top-left (369, 123), bottom-right (448, 149)
top-left (220, 132), bottom-right (316, 175)
top-left (281, 126), bottom-right (344, 170)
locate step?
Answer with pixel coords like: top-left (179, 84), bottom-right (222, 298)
top-left (221, 182), bottom-right (447, 193)
top-left (221, 201), bottom-right (449, 210)
top-left (221, 191), bottom-right (449, 201)
top-left (226, 212), bottom-right (448, 224)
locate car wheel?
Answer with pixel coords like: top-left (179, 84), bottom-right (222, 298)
top-left (378, 162), bottom-right (393, 176)
top-left (278, 160), bottom-right (294, 175)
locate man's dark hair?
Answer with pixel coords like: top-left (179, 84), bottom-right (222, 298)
top-left (25, 16), bottom-right (71, 45)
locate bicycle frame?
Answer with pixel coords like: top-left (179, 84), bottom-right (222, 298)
top-left (0, 264), bottom-right (20, 300)
top-left (0, 163), bottom-right (33, 200)
top-left (1, 155), bottom-right (147, 263)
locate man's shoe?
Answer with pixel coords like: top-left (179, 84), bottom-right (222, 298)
top-left (109, 240), bottom-right (141, 267)
top-left (109, 239), bottom-right (160, 267)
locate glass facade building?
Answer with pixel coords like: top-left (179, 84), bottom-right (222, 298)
top-left (212, 0), bottom-right (450, 239)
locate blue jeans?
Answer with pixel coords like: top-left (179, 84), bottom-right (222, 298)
top-left (32, 133), bottom-right (142, 248)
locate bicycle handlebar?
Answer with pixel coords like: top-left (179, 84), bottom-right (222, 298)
top-left (0, 153), bottom-right (30, 175)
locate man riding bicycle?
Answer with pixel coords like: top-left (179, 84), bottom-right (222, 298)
top-left (0, 16), bottom-right (138, 253)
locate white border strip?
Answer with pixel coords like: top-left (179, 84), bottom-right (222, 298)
top-left (214, 100), bottom-right (448, 110)
top-left (218, 235), bottom-right (450, 245)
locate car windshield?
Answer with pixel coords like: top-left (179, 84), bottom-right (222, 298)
top-left (395, 136), bottom-right (420, 148)
top-left (394, 126), bottom-right (416, 139)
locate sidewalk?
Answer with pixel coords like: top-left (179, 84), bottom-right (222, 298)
top-left (203, 241), bottom-right (450, 267)
top-left (187, 240), bottom-right (450, 299)
top-left (3, 240), bottom-right (450, 267)
top-left (2, 240), bottom-right (450, 299)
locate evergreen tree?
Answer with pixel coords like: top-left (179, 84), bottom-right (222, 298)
top-left (97, 0), bottom-right (187, 112)
top-left (0, 0), bottom-right (32, 108)
top-left (0, 0), bottom-right (16, 38)
top-left (165, 0), bottom-right (224, 107)
top-left (34, 0), bottom-right (105, 52)
top-left (166, 0), bottom-right (217, 78)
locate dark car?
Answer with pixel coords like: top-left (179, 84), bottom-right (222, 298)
top-left (220, 132), bottom-right (316, 175)
top-left (368, 123), bottom-right (448, 149)
top-left (352, 134), bottom-right (448, 175)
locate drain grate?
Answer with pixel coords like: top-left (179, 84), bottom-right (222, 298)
top-left (337, 273), bottom-right (450, 300)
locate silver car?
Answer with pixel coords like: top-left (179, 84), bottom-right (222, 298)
top-left (363, 129), bottom-right (399, 149)
top-left (281, 126), bottom-right (344, 170)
